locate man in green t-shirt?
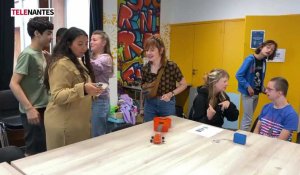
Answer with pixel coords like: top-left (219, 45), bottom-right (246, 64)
top-left (10, 17), bottom-right (53, 155)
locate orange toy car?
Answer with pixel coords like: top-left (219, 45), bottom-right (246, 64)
top-left (150, 133), bottom-right (165, 144)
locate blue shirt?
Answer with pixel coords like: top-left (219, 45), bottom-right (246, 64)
top-left (236, 54), bottom-right (266, 96)
top-left (258, 103), bottom-right (298, 141)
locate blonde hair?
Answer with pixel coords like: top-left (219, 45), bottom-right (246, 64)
top-left (203, 68), bottom-right (229, 107)
top-left (91, 30), bottom-right (113, 73)
top-left (91, 30), bottom-right (112, 57)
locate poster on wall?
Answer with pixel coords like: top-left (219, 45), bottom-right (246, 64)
top-left (117, 0), bottom-right (161, 86)
top-left (267, 48), bottom-right (286, 62)
top-left (250, 30), bottom-right (265, 49)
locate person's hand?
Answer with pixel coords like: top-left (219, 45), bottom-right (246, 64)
top-left (219, 100), bottom-right (230, 111)
top-left (42, 50), bottom-right (51, 62)
top-left (84, 83), bottom-right (104, 96)
top-left (42, 50), bottom-right (50, 57)
top-left (160, 92), bottom-right (173, 102)
top-left (26, 107), bottom-right (40, 125)
top-left (207, 104), bottom-right (216, 120)
top-left (247, 86), bottom-right (254, 96)
top-left (139, 109), bottom-right (144, 116)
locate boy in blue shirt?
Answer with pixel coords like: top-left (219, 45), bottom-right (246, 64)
top-left (254, 77), bottom-right (298, 141)
top-left (236, 40), bottom-right (277, 131)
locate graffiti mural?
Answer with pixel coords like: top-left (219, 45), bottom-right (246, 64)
top-left (118, 0), bottom-right (160, 86)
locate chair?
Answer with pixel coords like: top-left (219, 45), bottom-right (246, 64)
top-left (222, 92), bottom-right (241, 130)
top-left (0, 90), bottom-right (24, 147)
top-left (0, 146), bottom-right (24, 163)
top-left (187, 87), bottom-right (198, 118)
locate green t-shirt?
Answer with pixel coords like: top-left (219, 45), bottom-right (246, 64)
top-left (14, 46), bottom-right (49, 113)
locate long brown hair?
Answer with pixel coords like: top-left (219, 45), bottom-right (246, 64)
top-left (255, 40), bottom-right (278, 60)
top-left (203, 69), bottom-right (229, 107)
top-left (44, 27), bottom-right (95, 89)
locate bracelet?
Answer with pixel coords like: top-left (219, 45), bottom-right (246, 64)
top-left (171, 91), bottom-right (175, 97)
top-left (83, 83), bottom-right (88, 95)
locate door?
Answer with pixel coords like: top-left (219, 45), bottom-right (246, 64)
top-left (170, 25), bottom-right (194, 84)
top-left (192, 21), bottom-right (224, 86)
top-left (222, 20), bottom-right (245, 92)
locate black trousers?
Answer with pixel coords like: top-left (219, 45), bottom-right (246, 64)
top-left (20, 107), bottom-right (46, 155)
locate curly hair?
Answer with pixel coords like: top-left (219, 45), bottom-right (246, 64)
top-left (27, 17), bottom-right (53, 39)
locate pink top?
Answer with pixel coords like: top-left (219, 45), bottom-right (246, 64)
top-left (90, 54), bottom-right (113, 97)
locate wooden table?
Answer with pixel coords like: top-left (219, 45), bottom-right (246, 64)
top-left (11, 117), bottom-right (300, 175)
top-left (0, 162), bottom-right (23, 175)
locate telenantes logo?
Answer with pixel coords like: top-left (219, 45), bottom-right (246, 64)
top-left (11, 8), bottom-right (54, 17)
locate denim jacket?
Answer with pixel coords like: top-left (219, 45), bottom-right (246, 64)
top-left (236, 54), bottom-right (266, 95)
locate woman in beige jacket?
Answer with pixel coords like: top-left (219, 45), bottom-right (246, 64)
top-left (44, 27), bottom-right (102, 150)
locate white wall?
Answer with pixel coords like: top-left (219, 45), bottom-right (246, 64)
top-left (65, 0), bottom-right (118, 106)
top-left (14, 0), bottom-right (39, 50)
top-left (162, 0), bottom-right (300, 24)
top-left (103, 0), bottom-right (118, 106)
top-left (65, 0), bottom-right (89, 34)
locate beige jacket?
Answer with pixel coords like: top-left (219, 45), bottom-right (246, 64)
top-left (45, 57), bottom-right (92, 150)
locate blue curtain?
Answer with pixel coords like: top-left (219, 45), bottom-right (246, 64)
top-left (90, 0), bottom-right (103, 36)
top-left (0, 1), bottom-right (14, 90)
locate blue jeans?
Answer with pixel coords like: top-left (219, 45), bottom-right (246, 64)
top-left (91, 96), bottom-right (110, 137)
top-left (241, 94), bottom-right (259, 131)
top-left (144, 97), bottom-right (176, 122)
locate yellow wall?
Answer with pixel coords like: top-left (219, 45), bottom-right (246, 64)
top-left (171, 14), bottom-right (300, 124)
top-left (170, 15), bottom-right (300, 141)
top-left (193, 21), bottom-right (224, 86)
top-left (170, 25), bottom-right (194, 84)
top-left (170, 19), bottom-right (245, 117)
top-left (244, 15), bottom-right (300, 127)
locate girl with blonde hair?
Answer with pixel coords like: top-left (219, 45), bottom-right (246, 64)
top-left (189, 69), bottom-right (239, 127)
top-left (90, 30), bottom-right (113, 137)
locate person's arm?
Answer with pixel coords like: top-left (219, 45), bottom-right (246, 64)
top-left (91, 55), bottom-right (113, 76)
top-left (223, 101), bottom-right (239, 121)
top-left (278, 129), bottom-right (291, 140)
top-left (253, 120), bottom-right (262, 134)
top-left (191, 94), bottom-right (208, 122)
top-left (161, 77), bottom-right (188, 102)
top-left (161, 61), bottom-right (187, 101)
top-left (173, 77), bottom-right (187, 96)
top-left (278, 112), bottom-right (299, 141)
top-left (235, 57), bottom-right (252, 90)
top-left (49, 62), bottom-right (99, 105)
top-left (9, 73), bottom-right (40, 125)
